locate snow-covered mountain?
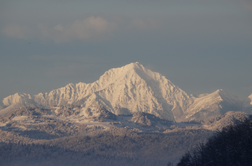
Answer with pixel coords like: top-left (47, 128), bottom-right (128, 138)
top-left (177, 89), bottom-right (245, 122)
top-left (0, 62), bottom-right (190, 121)
top-left (0, 62), bottom-right (250, 122)
top-left (243, 94), bottom-right (252, 114)
top-left (0, 93), bottom-right (41, 116)
top-left (201, 111), bottom-right (249, 131)
top-left (249, 94), bottom-right (252, 105)
top-left (1, 62), bottom-right (251, 166)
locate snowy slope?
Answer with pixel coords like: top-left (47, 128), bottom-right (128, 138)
top-left (201, 111), bottom-right (249, 131)
top-left (1, 62), bottom-right (251, 166)
top-left (249, 94), bottom-right (252, 105)
top-left (2, 93), bottom-right (32, 106)
top-left (1, 62), bottom-right (250, 122)
top-left (243, 94), bottom-right (252, 114)
top-left (177, 89), bottom-right (245, 122)
top-left (1, 62), bottom-right (191, 121)
top-left (0, 93), bottom-right (40, 116)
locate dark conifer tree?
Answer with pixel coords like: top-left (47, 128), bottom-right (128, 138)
top-left (176, 116), bottom-right (252, 166)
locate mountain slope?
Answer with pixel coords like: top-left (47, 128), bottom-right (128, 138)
top-left (1, 62), bottom-right (192, 121)
top-left (201, 111), bottom-right (249, 130)
top-left (0, 93), bottom-right (40, 116)
top-left (177, 89), bottom-right (245, 122)
top-left (249, 94), bottom-right (252, 105)
top-left (1, 62), bottom-right (250, 122)
top-left (2, 93), bottom-right (32, 107)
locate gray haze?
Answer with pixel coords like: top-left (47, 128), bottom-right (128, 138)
top-left (0, 0), bottom-right (252, 100)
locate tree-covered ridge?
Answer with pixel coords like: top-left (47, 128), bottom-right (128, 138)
top-left (0, 128), bottom-right (213, 166)
top-left (176, 116), bottom-right (252, 166)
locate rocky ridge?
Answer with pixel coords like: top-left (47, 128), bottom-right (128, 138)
top-left (1, 62), bottom-right (251, 122)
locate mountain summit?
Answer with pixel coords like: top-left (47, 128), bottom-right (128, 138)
top-left (0, 62), bottom-right (250, 122)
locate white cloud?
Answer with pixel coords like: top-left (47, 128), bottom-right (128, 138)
top-left (50, 16), bottom-right (117, 42)
top-left (3, 25), bottom-right (32, 38)
top-left (3, 16), bottom-right (117, 42)
top-left (3, 16), bottom-right (163, 43)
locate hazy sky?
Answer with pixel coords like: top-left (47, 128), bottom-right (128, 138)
top-left (1, 0), bottom-right (252, 101)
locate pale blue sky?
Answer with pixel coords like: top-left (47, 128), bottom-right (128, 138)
top-left (0, 0), bottom-right (252, 100)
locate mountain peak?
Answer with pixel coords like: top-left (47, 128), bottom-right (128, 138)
top-left (126, 62), bottom-right (143, 69)
top-left (216, 89), bottom-right (223, 92)
top-left (96, 62), bottom-right (149, 87)
top-left (213, 89), bottom-right (226, 95)
top-left (2, 92), bottom-right (31, 106)
top-left (119, 62), bottom-right (146, 73)
top-left (1, 62), bottom-right (249, 123)
top-left (249, 94), bottom-right (252, 105)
